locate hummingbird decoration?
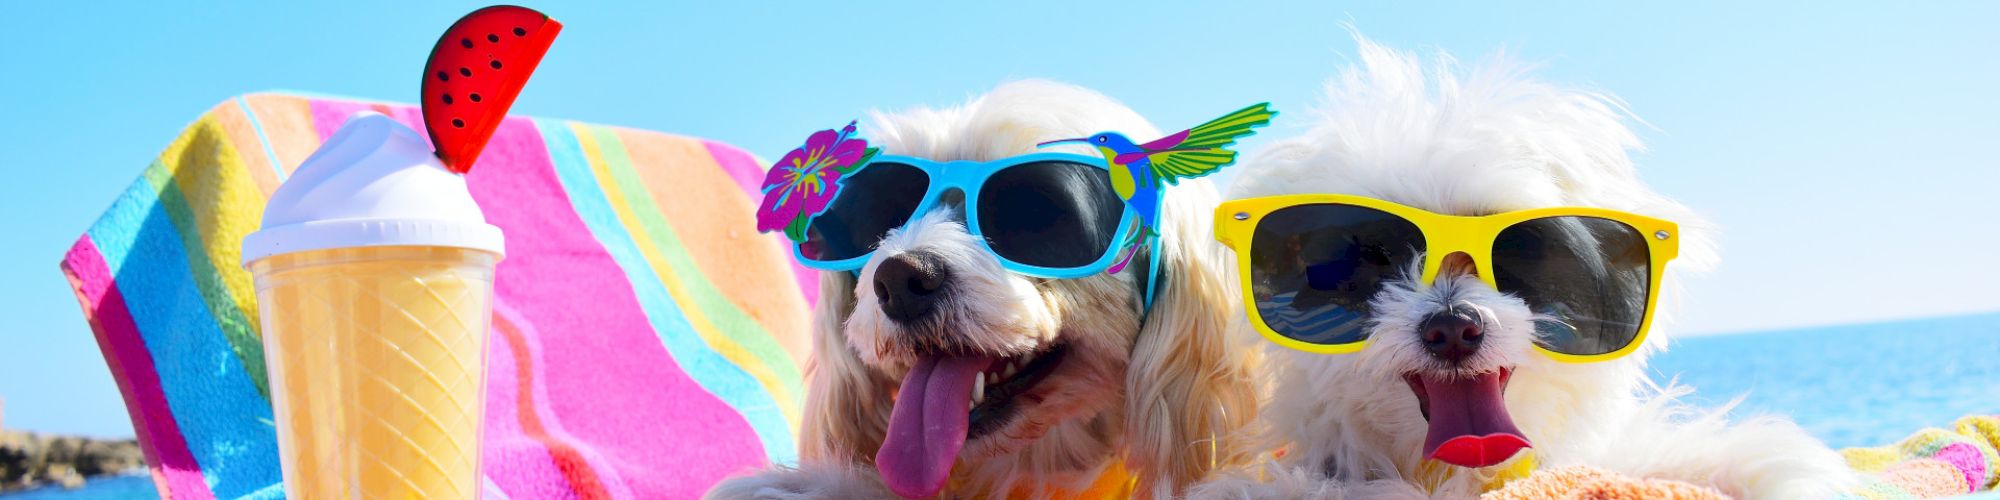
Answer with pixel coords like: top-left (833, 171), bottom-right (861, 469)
top-left (1039, 102), bottom-right (1275, 274)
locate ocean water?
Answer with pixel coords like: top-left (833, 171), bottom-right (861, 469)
top-left (3, 313), bottom-right (1993, 499)
top-left (1650, 311), bottom-right (2000, 449)
top-left (1, 474), bottom-right (153, 500)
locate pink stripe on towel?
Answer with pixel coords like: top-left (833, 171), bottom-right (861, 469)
top-left (307, 100), bottom-right (430, 148)
top-left (61, 237), bottom-right (217, 500)
top-left (487, 299), bottom-right (631, 499)
top-left (309, 100), bottom-right (375, 143)
top-left (467, 115), bottom-right (767, 498)
top-left (481, 298), bottom-right (584, 500)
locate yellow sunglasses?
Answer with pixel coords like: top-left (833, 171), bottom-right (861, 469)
top-left (1213, 194), bottom-right (1680, 363)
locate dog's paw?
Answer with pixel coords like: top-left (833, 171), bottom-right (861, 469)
top-left (702, 465), bottom-right (891, 500)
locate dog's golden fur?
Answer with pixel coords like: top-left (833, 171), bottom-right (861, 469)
top-left (708, 80), bottom-right (1261, 499)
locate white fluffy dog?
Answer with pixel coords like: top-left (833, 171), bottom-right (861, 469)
top-left (707, 81), bottom-right (1261, 499)
top-left (1188, 39), bottom-right (1853, 499)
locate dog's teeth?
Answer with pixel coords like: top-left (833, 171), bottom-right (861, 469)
top-left (1004, 363), bottom-right (1018, 378)
top-left (974, 375), bottom-right (986, 401)
top-left (986, 372), bottom-right (998, 384)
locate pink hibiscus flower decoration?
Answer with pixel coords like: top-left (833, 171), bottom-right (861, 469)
top-left (759, 121), bottom-right (879, 242)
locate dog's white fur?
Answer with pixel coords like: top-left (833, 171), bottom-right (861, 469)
top-left (708, 81), bottom-right (1261, 499)
top-left (1187, 38), bottom-right (1853, 499)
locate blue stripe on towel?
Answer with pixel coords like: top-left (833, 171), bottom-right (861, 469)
top-left (86, 167), bottom-right (282, 497)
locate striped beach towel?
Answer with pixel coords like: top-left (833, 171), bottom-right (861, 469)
top-left (57, 93), bottom-right (815, 498)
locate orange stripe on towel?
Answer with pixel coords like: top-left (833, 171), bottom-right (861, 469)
top-left (209, 101), bottom-right (281, 194)
top-left (239, 94), bottom-right (321, 178)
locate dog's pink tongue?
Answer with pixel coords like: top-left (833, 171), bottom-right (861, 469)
top-left (877, 354), bottom-right (992, 499)
top-left (1419, 372), bottom-right (1531, 468)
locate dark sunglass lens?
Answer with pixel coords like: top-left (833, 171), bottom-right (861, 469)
top-left (800, 162), bottom-right (929, 262)
top-left (978, 161), bottom-right (1124, 268)
top-left (1492, 216), bottom-right (1652, 356)
top-left (1250, 204), bottom-right (1425, 346)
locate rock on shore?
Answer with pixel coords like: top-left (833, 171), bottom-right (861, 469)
top-left (0, 430), bottom-right (146, 493)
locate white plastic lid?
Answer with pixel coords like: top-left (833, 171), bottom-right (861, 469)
top-left (241, 111), bottom-right (505, 265)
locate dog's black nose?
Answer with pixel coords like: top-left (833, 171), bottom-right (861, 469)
top-left (874, 252), bottom-right (950, 323)
top-left (1419, 309), bottom-right (1484, 363)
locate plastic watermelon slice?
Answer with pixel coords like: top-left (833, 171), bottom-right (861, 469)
top-left (421, 5), bottom-right (562, 173)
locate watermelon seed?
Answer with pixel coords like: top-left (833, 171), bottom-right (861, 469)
top-left (436, 71), bottom-right (448, 82)
top-left (459, 67), bottom-right (472, 77)
top-left (487, 33), bottom-right (500, 43)
top-left (441, 94), bottom-right (453, 105)
top-left (490, 60), bottom-right (502, 69)
top-left (469, 93), bottom-right (482, 102)
top-left (513, 27), bottom-right (526, 36)
top-left (460, 38), bottom-right (473, 49)
top-left (452, 118), bottom-right (465, 128)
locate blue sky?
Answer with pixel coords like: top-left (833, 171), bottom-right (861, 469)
top-left (1, 2), bottom-right (1993, 438)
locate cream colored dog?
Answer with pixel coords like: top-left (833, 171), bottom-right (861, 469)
top-left (708, 80), bottom-right (1261, 499)
top-left (1189, 39), bottom-right (1853, 499)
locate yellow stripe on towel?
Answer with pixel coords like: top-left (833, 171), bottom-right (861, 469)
top-left (143, 114), bottom-right (271, 397)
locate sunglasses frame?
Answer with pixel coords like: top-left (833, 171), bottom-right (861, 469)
top-left (1213, 194), bottom-right (1681, 363)
top-left (793, 152), bottom-right (1141, 280)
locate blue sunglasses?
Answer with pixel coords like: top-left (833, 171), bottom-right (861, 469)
top-left (790, 152), bottom-right (1163, 306)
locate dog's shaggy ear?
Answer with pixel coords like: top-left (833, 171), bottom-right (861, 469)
top-left (1124, 181), bottom-right (1263, 496)
top-left (798, 272), bottom-right (894, 464)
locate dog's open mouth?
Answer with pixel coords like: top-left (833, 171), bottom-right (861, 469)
top-left (968, 343), bottom-right (1067, 437)
top-left (875, 342), bottom-right (1068, 499)
top-left (1403, 368), bottom-right (1531, 469)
